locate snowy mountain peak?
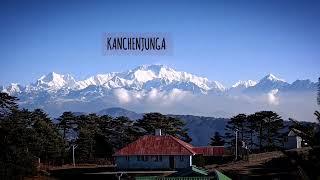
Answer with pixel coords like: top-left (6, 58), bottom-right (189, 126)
top-left (244, 73), bottom-right (289, 93)
top-left (128, 66), bottom-right (158, 83)
top-left (232, 80), bottom-right (257, 88)
top-left (38, 72), bottom-right (62, 81)
top-left (122, 64), bottom-right (225, 91)
top-left (38, 72), bottom-right (64, 83)
top-left (130, 64), bottom-right (174, 81)
top-left (36, 72), bottom-right (76, 91)
top-left (3, 66), bottom-right (316, 99)
top-left (2, 83), bottom-right (24, 94)
top-left (261, 74), bottom-right (285, 82)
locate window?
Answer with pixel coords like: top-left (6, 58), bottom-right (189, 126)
top-left (140, 155), bottom-right (148, 161)
top-left (125, 156), bottom-right (130, 161)
top-left (180, 155), bottom-right (184, 161)
top-left (153, 155), bottom-right (158, 162)
top-left (159, 155), bottom-right (162, 161)
top-left (154, 156), bottom-right (161, 161)
top-left (137, 155), bottom-right (140, 161)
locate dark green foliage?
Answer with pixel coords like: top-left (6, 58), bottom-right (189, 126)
top-left (0, 93), bottom-right (147, 176)
top-left (1, 92), bottom-right (290, 177)
top-left (0, 109), bottom-right (37, 178)
top-left (225, 114), bottom-right (248, 146)
top-left (73, 114), bottom-right (144, 162)
top-left (135, 112), bottom-right (192, 142)
top-left (112, 116), bottom-right (144, 148)
top-left (225, 111), bottom-right (285, 153)
top-left (31, 109), bottom-right (65, 160)
top-left (0, 92), bottom-right (18, 116)
top-left (246, 114), bottom-right (258, 149)
top-left (209, 132), bottom-right (224, 146)
top-left (255, 111), bottom-right (284, 151)
top-left (76, 127), bottom-right (96, 162)
top-left (0, 93), bottom-right (64, 178)
top-left (75, 113), bottom-right (108, 162)
top-left (57, 111), bottom-right (76, 141)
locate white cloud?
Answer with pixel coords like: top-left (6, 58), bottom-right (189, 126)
top-left (147, 88), bottom-right (160, 101)
top-left (114, 88), bottom-right (131, 104)
top-left (267, 89), bottom-right (279, 105)
top-left (166, 88), bottom-right (190, 102)
top-left (88, 88), bottom-right (316, 122)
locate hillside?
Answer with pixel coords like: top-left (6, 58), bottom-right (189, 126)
top-left (206, 147), bottom-right (320, 179)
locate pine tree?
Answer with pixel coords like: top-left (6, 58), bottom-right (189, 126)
top-left (0, 92), bottom-right (18, 116)
top-left (76, 126), bottom-right (95, 162)
top-left (0, 95), bottom-right (37, 177)
top-left (77, 113), bottom-right (101, 161)
top-left (57, 112), bottom-right (76, 141)
top-left (209, 132), bottom-right (225, 146)
top-left (135, 113), bottom-right (191, 142)
top-left (225, 114), bottom-right (248, 146)
top-left (31, 109), bottom-right (64, 164)
top-left (112, 116), bottom-right (142, 148)
top-left (246, 114), bottom-right (258, 149)
top-left (253, 111), bottom-right (284, 151)
top-left (248, 112), bottom-right (265, 151)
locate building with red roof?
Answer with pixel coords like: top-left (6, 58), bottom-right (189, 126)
top-left (114, 130), bottom-right (224, 170)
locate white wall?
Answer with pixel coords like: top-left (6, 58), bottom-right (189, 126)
top-left (116, 155), bottom-right (192, 170)
top-left (284, 136), bottom-right (301, 149)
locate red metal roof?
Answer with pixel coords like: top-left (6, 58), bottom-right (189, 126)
top-left (114, 135), bottom-right (195, 156)
top-left (114, 135), bottom-right (224, 156)
top-left (193, 146), bottom-right (224, 156)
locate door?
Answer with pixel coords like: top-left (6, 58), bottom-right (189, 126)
top-left (169, 156), bottom-right (175, 169)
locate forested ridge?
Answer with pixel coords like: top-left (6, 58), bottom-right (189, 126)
top-left (0, 92), bottom-right (190, 178)
top-left (1, 77), bottom-right (320, 179)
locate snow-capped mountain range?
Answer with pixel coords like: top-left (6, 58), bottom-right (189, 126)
top-left (2, 65), bottom-right (227, 95)
top-left (1, 65), bottom-right (318, 117)
top-left (2, 64), bottom-right (317, 95)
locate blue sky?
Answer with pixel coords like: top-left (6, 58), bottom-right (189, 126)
top-left (0, 0), bottom-right (319, 87)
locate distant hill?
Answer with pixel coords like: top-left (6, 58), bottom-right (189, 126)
top-left (97, 107), bottom-right (143, 120)
top-left (96, 107), bottom-right (229, 146)
top-left (57, 107), bottom-right (313, 146)
top-left (170, 115), bottom-right (229, 146)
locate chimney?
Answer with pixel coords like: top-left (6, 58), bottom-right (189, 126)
top-left (155, 129), bottom-right (162, 136)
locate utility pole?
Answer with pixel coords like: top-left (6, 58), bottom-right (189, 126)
top-left (72, 145), bottom-right (78, 167)
top-left (235, 129), bottom-right (239, 161)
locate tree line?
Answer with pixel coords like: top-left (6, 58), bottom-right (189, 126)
top-left (210, 111), bottom-right (320, 158)
top-left (0, 92), bottom-right (190, 178)
top-left (223, 111), bottom-right (285, 152)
